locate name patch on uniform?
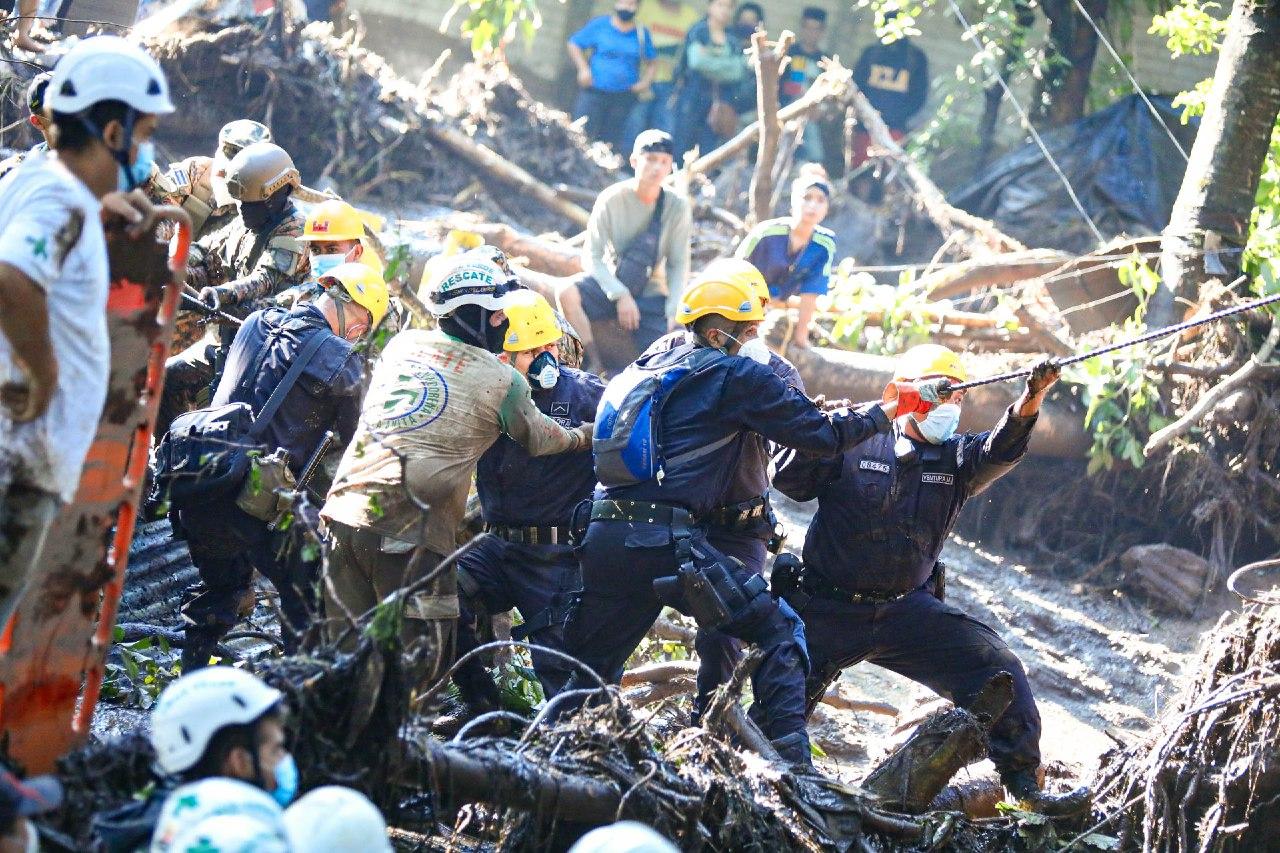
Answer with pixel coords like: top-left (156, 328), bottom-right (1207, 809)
top-left (550, 402), bottom-right (570, 417)
top-left (922, 472), bottom-right (954, 485)
top-left (859, 460), bottom-right (890, 473)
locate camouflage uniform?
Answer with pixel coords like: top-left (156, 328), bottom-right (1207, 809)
top-left (156, 202), bottom-right (310, 440)
top-left (144, 156), bottom-right (238, 242)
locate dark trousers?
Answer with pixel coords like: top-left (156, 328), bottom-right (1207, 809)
top-left (454, 533), bottom-right (582, 698)
top-left (693, 528), bottom-right (808, 726)
top-left (563, 519), bottom-right (808, 744)
top-left (673, 91), bottom-right (729, 161)
top-left (574, 88), bottom-right (638, 152)
top-left (794, 588), bottom-right (1042, 776)
top-left (177, 502), bottom-right (315, 668)
top-left (576, 275), bottom-right (669, 372)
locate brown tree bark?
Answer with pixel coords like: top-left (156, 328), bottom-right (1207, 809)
top-left (974, 0), bottom-right (1036, 174)
top-left (1033, 0), bottom-right (1107, 128)
top-left (1150, 0), bottom-right (1280, 327)
top-left (748, 30), bottom-right (794, 225)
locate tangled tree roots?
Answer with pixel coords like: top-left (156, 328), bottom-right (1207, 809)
top-left (1091, 602), bottom-right (1280, 851)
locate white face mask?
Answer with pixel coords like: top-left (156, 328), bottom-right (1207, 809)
top-left (911, 402), bottom-right (961, 444)
top-left (736, 336), bottom-right (773, 366)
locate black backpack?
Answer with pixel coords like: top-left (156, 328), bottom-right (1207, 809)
top-left (152, 330), bottom-right (327, 507)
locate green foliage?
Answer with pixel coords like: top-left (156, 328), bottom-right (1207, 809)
top-left (495, 657), bottom-right (545, 713)
top-left (103, 627), bottom-right (181, 709)
top-left (442, 0), bottom-right (545, 57)
top-left (365, 597), bottom-right (404, 649)
top-left (1065, 255), bottom-right (1170, 474)
top-left (1149, 0), bottom-right (1227, 58)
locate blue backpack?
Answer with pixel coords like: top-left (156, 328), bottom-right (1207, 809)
top-left (593, 345), bottom-right (736, 487)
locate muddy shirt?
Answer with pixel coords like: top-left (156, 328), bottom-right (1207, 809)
top-left (187, 202), bottom-right (309, 320)
top-left (0, 153), bottom-right (107, 503)
top-left (322, 330), bottom-right (590, 555)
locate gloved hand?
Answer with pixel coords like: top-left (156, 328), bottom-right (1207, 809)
top-left (917, 378), bottom-right (954, 405)
top-left (1026, 358), bottom-right (1061, 396)
top-left (886, 381), bottom-right (935, 419)
top-left (197, 286), bottom-right (222, 312)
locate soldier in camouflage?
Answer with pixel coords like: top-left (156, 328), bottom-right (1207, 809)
top-left (156, 142), bottom-right (311, 441)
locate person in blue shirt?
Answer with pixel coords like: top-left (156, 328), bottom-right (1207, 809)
top-left (735, 164), bottom-right (835, 350)
top-left (447, 293), bottom-right (605, 717)
top-left (559, 266), bottom-right (944, 766)
top-left (567, 0), bottom-right (658, 153)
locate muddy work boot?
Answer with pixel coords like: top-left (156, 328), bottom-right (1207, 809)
top-left (1001, 769), bottom-right (1093, 817)
top-left (770, 731), bottom-right (815, 768)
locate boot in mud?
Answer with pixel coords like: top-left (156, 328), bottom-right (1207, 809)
top-left (181, 628), bottom-right (222, 673)
top-left (1002, 769), bottom-right (1093, 817)
top-left (431, 655), bottom-right (502, 738)
top-left (771, 731), bottom-right (816, 769)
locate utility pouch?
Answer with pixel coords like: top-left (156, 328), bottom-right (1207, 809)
top-left (612, 189), bottom-right (666, 296)
top-left (234, 448), bottom-right (296, 522)
top-left (766, 505), bottom-right (787, 554)
top-left (770, 552), bottom-right (804, 599)
top-left (569, 499), bottom-right (593, 546)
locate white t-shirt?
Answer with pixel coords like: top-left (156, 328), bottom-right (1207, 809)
top-left (0, 153), bottom-right (108, 503)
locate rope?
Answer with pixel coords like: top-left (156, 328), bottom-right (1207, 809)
top-left (945, 276), bottom-right (1270, 391)
top-left (1069, 0), bottom-right (1189, 161)
top-left (946, 0), bottom-right (1106, 246)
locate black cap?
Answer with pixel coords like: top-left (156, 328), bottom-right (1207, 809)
top-left (632, 129), bottom-right (674, 157)
top-left (0, 769), bottom-right (62, 821)
top-left (26, 72), bottom-right (52, 116)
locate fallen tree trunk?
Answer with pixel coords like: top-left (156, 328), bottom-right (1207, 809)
top-left (847, 81), bottom-right (1026, 256)
top-left (920, 250), bottom-right (1071, 300)
top-left (459, 221), bottom-right (585, 277)
top-left (426, 126), bottom-right (592, 228)
top-left (763, 317), bottom-right (1090, 458)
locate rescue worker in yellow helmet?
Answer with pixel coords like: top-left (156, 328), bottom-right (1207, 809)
top-left (443, 291), bottom-right (606, 727)
top-left (170, 263), bottom-right (383, 671)
top-left (277, 199), bottom-right (385, 309)
top-left (321, 253), bottom-right (593, 693)
top-left (560, 265), bottom-right (942, 766)
top-left (772, 345), bottom-right (1087, 813)
top-left (638, 257), bottom-right (808, 723)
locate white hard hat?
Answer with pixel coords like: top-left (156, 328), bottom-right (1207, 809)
top-left (46, 36), bottom-right (175, 115)
top-left (165, 813), bottom-right (289, 853)
top-left (568, 821), bottom-right (679, 853)
top-left (424, 250), bottom-right (523, 317)
top-left (150, 778), bottom-right (285, 853)
top-left (283, 786), bottom-right (392, 853)
top-left (150, 667), bottom-right (284, 775)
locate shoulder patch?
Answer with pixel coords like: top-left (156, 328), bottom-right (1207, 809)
top-left (921, 472), bottom-right (955, 485)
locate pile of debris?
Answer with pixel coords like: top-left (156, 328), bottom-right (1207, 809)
top-left (1091, 598), bottom-right (1280, 850)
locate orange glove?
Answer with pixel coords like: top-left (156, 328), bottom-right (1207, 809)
top-left (887, 381), bottom-right (935, 419)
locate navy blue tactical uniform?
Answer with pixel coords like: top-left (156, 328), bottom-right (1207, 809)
top-left (773, 405), bottom-right (1042, 776)
top-left (176, 304), bottom-right (363, 668)
top-left (643, 333), bottom-right (810, 719)
top-left (454, 366), bottom-right (605, 698)
top-left (562, 341), bottom-right (890, 762)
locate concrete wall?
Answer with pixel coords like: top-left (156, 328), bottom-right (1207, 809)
top-left (350, 0), bottom-right (1219, 137)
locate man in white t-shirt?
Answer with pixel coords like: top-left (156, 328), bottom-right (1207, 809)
top-left (0, 37), bottom-right (177, 626)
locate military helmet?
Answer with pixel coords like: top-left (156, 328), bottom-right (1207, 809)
top-left (224, 142), bottom-right (300, 203)
top-left (218, 119), bottom-right (272, 161)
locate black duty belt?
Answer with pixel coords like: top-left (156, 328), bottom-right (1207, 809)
top-left (701, 497), bottom-right (768, 529)
top-left (589, 499), bottom-right (693, 527)
top-left (802, 574), bottom-right (916, 606)
top-left (486, 523), bottom-right (574, 546)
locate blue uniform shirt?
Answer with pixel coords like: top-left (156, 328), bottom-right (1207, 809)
top-left (570, 16), bottom-right (657, 93)
top-left (599, 342), bottom-right (888, 517)
top-left (735, 218), bottom-right (837, 300)
top-left (774, 407), bottom-right (1037, 592)
top-left (477, 366), bottom-right (606, 527)
top-left (212, 304), bottom-right (364, 477)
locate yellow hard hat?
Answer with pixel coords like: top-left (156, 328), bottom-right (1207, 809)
top-left (698, 258), bottom-right (770, 304)
top-left (503, 291), bottom-right (562, 352)
top-left (678, 269), bottom-right (766, 326)
top-left (357, 249), bottom-right (384, 278)
top-left (893, 344), bottom-right (968, 383)
top-left (320, 262), bottom-right (390, 328)
top-left (300, 199), bottom-right (366, 243)
top-left (443, 229), bottom-right (484, 254)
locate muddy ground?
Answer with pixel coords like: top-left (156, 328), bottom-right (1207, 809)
top-left (771, 493), bottom-right (1210, 788)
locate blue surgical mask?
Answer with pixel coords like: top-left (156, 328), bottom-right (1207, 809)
top-left (911, 403), bottom-right (961, 445)
top-left (527, 350), bottom-right (560, 389)
top-left (117, 140), bottom-right (155, 192)
top-left (311, 253), bottom-right (345, 279)
top-left (270, 753), bottom-right (298, 807)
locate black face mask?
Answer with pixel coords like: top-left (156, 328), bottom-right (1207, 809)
top-left (239, 188), bottom-right (290, 232)
top-left (441, 305), bottom-right (510, 354)
top-left (615, 7), bottom-right (636, 21)
top-left (732, 23), bottom-right (755, 38)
